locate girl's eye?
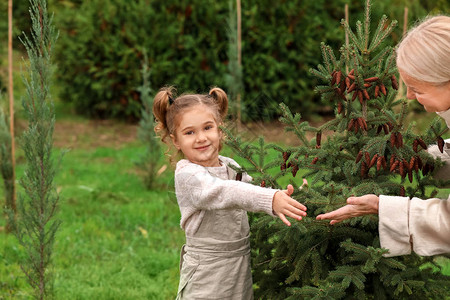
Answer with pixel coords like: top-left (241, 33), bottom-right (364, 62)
top-left (185, 131), bottom-right (194, 135)
top-left (205, 125), bottom-right (213, 130)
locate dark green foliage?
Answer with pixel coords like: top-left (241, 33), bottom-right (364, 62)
top-left (0, 106), bottom-right (14, 231)
top-left (11, 0), bottom-right (62, 298)
top-left (135, 54), bottom-right (162, 189)
top-left (226, 1), bottom-right (450, 298)
top-left (53, 0), bottom-right (445, 121)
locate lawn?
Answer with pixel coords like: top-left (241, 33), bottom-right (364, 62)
top-left (1, 101), bottom-right (185, 299)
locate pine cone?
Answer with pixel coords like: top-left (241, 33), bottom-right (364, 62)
top-left (291, 164), bottom-right (299, 177)
top-left (380, 84), bottom-right (387, 96)
top-left (417, 138), bottom-right (427, 150)
top-left (364, 152), bottom-right (370, 165)
top-left (413, 139), bottom-right (419, 152)
top-left (348, 83), bottom-right (356, 93)
top-left (374, 85), bottom-right (380, 98)
top-left (390, 133), bottom-right (396, 148)
top-left (363, 89), bottom-right (370, 100)
top-left (260, 180), bottom-right (266, 187)
top-left (400, 186), bottom-right (405, 197)
top-left (356, 151), bottom-right (363, 163)
top-left (236, 172), bottom-right (242, 181)
top-left (364, 76), bottom-right (379, 83)
top-left (316, 132), bottom-right (322, 147)
top-left (437, 137), bottom-right (445, 153)
top-left (369, 154), bottom-right (378, 168)
top-left (391, 75), bottom-right (398, 90)
top-left (396, 132), bottom-right (403, 148)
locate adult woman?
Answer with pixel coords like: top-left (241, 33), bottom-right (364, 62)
top-left (316, 16), bottom-right (450, 257)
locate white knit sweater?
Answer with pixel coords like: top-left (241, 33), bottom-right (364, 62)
top-left (174, 155), bottom-right (278, 235)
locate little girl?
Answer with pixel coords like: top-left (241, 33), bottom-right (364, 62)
top-left (153, 86), bottom-right (307, 299)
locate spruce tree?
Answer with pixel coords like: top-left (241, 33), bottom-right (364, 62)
top-left (225, 1), bottom-right (450, 298)
top-left (11, 0), bottom-right (61, 298)
top-left (136, 53), bottom-right (162, 189)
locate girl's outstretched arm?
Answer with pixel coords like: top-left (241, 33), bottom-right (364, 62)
top-left (272, 184), bottom-right (307, 226)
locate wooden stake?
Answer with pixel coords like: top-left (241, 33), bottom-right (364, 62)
top-left (345, 4), bottom-right (349, 73)
top-left (399, 6), bottom-right (408, 95)
top-left (8, 0), bottom-right (16, 211)
top-left (236, 0), bottom-right (242, 132)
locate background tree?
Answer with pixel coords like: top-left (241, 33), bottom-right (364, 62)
top-left (225, 0), bottom-right (450, 298)
top-left (10, 0), bottom-right (62, 298)
top-left (135, 53), bottom-right (162, 189)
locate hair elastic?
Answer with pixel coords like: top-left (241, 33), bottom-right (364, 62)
top-left (168, 95), bottom-right (174, 105)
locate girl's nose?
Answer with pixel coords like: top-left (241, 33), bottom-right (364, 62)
top-left (196, 131), bottom-right (207, 142)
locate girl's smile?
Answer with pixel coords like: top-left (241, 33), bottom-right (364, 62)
top-left (171, 105), bottom-right (222, 167)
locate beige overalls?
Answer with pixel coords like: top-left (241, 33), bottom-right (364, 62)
top-left (176, 165), bottom-right (254, 299)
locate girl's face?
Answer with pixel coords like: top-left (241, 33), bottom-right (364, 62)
top-left (171, 105), bottom-right (222, 167)
top-left (400, 69), bottom-right (450, 112)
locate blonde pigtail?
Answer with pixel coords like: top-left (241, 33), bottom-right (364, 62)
top-left (152, 86), bottom-right (176, 144)
top-left (209, 87), bottom-right (229, 119)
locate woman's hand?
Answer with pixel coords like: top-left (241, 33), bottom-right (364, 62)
top-left (273, 184), bottom-right (307, 226)
top-left (316, 194), bottom-right (380, 225)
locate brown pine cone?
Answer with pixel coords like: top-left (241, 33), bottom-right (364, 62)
top-left (400, 186), bottom-right (405, 197)
top-left (236, 173), bottom-right (243, 181)
top-left (391, 75), bottom-right (398, 90)
top-left (390, 133), bottom-right (396, 148)
top-left (381, 156), bottom-right (387, 170)
top-left (312, 157), bottom-right (319, 164)
top-left (376, 156), bottom-right (383, 171)
top-left (348, 119), bottom-right (355, 131)
top-left (380, 84), bottom-right (387, 96)
top-left (374, 85), bottom-right (380, 98)
top-left (390, 160), bottom-right (399, 172)
top-left (356, 151), bottom-right (363, 163)
top-left (409, 157), bottom-right (416, 171)
top-left (292, 164), bottom-right (299, 177)
top-left (413, 139), bottom-right (419, 153)
top-left (347, 82), bottom-right (356, 93)
top-left (282, 151), bottom-right (291, 162)
top-left (364, 76), bottom-right (379, 83)
top-left (369, 154), bottom-right (378, 168)
top-left (316, 132), bottom-right (322, 147)
top-left (364, 152), bottom-right (370, 165)
top-left (358, 91), bottom-right (364, 104)
top-left (417, 138), bottom-right (427, 150)
top-left (390, 154), bottom-right (396, 167)
top-left (437, 137), bottom-right (445, 153)
top-left (336, 70), bottom-right (342, 84)
top-left (260, 180), bottom-right (266, 187)
top-left (363, 89), bottom-right (370, 100)
top-left (345, 77), bottom-right (351, 89)
top-left (361, 162), bottom-right (367, 177)
top-left (396, 132), bottom-right (403, 148)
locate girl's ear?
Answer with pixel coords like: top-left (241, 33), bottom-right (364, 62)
top-left (170, 134), bottom-right (181, 150)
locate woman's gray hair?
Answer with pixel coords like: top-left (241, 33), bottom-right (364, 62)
top-left (396, 15), bottom-right (450, 84)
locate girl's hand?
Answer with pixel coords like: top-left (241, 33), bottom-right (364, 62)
top-left (316, 194), bottom-right (379, 225)
top-left (273, 184), bottom-right (307, 226)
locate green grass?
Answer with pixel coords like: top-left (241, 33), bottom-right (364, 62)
top-left (1, 143), bottom-right (184, 299)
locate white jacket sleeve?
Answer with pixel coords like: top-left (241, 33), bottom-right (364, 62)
top-left (379, 195), bottom-right (450, 257)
